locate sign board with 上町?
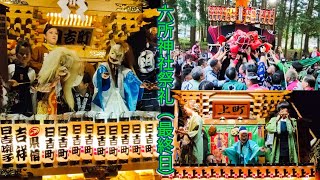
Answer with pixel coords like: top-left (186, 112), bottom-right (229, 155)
top-left (212, 101), bottom-right (250, 119)
top-left (56, 27), bottom-right (93, 46)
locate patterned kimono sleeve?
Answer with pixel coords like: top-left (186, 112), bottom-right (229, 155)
top-left (257, 61), bottom-right (266, 85)
top-left (124, 71), bottom-right (144, 111)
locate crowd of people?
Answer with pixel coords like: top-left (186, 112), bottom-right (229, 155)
top-left (172, 42), bottom-right (320, 91)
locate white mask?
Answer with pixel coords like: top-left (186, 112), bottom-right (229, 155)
top-left (138, 50), bottom-right (155, 74)
top-left (73, 75), bottom-right (84, 87)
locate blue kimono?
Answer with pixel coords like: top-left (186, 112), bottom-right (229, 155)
top-left (92, 63), bottom-right (144, 117)
top-left (222, 140), bottom-right (262, 165)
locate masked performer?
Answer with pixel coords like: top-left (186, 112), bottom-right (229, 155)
top-left (221, 126), bottom-right (265, 165)
top-left (175, 100), bottom-right (204, 164)
top-left (265, 101), bottom-right (298, 164)
top-left (136, 49), bottom-right (160, 111)
top-left (92, 40), bottom-right (144, 117)
top-left (35, 47), bottom-right (84, 114)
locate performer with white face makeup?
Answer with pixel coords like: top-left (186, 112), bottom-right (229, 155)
top-left (92, 40), bottom-right (144, 117)
top-left (137, 50), bottom-right (160, 111)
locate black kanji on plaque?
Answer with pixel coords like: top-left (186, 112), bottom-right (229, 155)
top-left (30, 137), bottom-right (39, 149)
top-left (85, 134), bottom-right (93, 145)
top-left (72, 135), bottom-right (81, 146)
top-left (146, 134), bottom-right (153, 144)
top-left (133, 145), bottom-right (140, 153)
top-left (97, 147), bottom-right (105, 156)
top-left (1, 135), bottom-right (13, 144)
top-left (84, 146), bottom-right (92, 155)
top-left (64, 29), bottom-right (77, 44)
top-left (232, 105), bottom-right (245, 114)
top-left (121, 135), bottom-right (129, 145)
top-left (72, 146), bottom-right (80, 156)
top-left (85, 124), bottom-right (93, 134)
top-left (132, 125), bottom-right (141, 134)
top-left (2, 144), bottom-right (13, 153)
top-left (146, 145), bottom-right (152, 153)
top-left (45, 149), bottom-right (54, 160)
top-left (109, 147), bottom-right (116, 156)
top-left (2, 153), bottom-right (13, 162)
top-left (1, 126), bottom-right (12, 135)
top-left (45, 127), bottom-right (55, 137)
top-left (109, 136), bottom-right (117, 146)
top-left (58, 126), bottom-right (68, 136)
top-left (134, 134), bottom-right (140, 144)
top-left (121, 146), bottom-right (129, 154)
top-left (121, 125), bottom-right (129, 134)
top-left (30, 149), bottom-right (40, 162)
top-left (77, 30), bottom-right (91, 45)
top-left (97, 126), bottom-right (106, 136)
top-left (109, 126), bottom-right (117, 135)
top-left (16, 145), bottom-right (27, 161)
top-left (59, 137), bottom-right (68, 148)
top-left (98, 136), bottom-right (105, 147)
top-left (16, 127), bottom-right (27, 142)
top-left (58, 149), bottom-right (68, 159)
top-left (73, 125), bottom-right (81, 134)
top-left (218, 105), bottom-right (231, 114)
top-left (46, 138), bottom-right (54, 149)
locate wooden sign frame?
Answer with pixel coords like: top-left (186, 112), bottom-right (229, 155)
top-left (212, 100), bottom-right (250, 119)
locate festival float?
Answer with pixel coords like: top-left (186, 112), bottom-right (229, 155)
top-left (0, 0), bottom-right (161, 179)
top-left (207, 0), bottom-right (276, 54)
top-left (163, 90), bottom-right (318, 180)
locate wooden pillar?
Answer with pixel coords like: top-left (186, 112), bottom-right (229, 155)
top-left (0, 4), bottom-right (8, 82)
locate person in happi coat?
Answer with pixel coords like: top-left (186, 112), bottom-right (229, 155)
top-left (222, 67), bottom-right (247, 90)
top-left (265, 101), bottom-right (298, 164)
top-left (72, 72), bottom-right (93, 111)
top-left (221, 126), bottom-right (265, 165)
top-left (8, 39), bottom-right (36, 115)
top-left (175, 100), bottom-right (204, 164)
